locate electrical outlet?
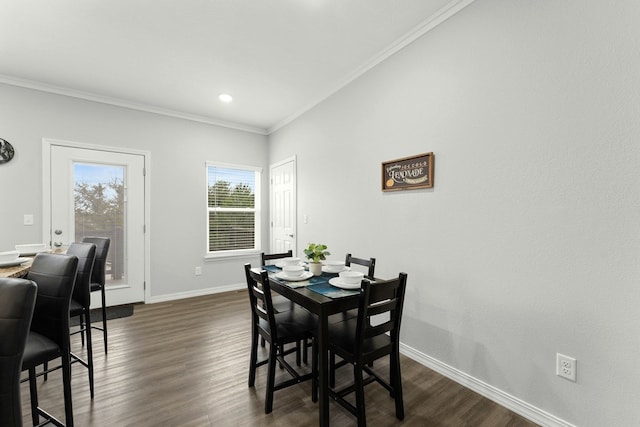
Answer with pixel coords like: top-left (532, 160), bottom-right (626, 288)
top-left (195, 266), bottom-right (202, 276)
top-left (556, 353), bottom-right (577, 382)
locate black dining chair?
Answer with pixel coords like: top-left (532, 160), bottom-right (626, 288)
top-left (261, 249), bottom-right (293, 267)
top-left (328, 272), bottom-right (407, 427)
top-left (344, 254), bottom-right (376, 279)
top-left (23, 252), bottom-right (78, 427)
top-left (332, 254), bottom-right (376, 325)
top-left (244, 264), bottom-right (317, 413)
top-left (260, 250), bottom-right (296, 315)
top-left (0, 278), bottom-right (37, 427)
top-left (67, 242), bottom-right (97, 398)
top-left (81, 237), bottom-right (110, 353)
top-left (328, 253), bottom-right (378, 376)
top-left (260, 250), bottom-right (297, 345)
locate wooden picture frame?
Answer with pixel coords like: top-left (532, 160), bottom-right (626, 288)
top-left (382, 152), bottom-right (434, 191)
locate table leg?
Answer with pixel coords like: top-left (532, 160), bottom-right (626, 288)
top-left (318, 307), bottom-right (329, 426)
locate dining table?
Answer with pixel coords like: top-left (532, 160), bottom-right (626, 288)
top-left (259, 264), bottom-right (366, 427)
top-left (0, 248), bottom-right (66, 279)
top-left (0, 257), bottom-right (33, 278)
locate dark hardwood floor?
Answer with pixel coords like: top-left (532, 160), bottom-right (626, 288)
top-left (21, 290), bottom-right (539, 426)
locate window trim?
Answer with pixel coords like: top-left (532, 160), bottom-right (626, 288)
top-left (205, 161), bottom-right (261, 259)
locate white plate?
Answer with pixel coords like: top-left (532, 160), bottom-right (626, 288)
top-left (329, 277), bottom-right (362, 290)
top-left (275, 261), bottom-right (305, 268)
top-left (15, 244), bottom-right (48, 256)
top-left (275, 271), bottom-right (313, 282)
top-left (322, 265), bottom-right (350, 274)
top-left (0, 257), bottom-right (30, 268)
top-left (16, 249), bottom-right (51, 256)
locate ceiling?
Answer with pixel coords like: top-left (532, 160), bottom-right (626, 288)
top-left (0, 0), bottom-right (468, 134)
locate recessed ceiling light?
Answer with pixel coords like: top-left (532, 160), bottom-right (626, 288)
top-left (219, 93), bottom-right (233, 103)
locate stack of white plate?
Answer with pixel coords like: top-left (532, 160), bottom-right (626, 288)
top-left (0, 250), bottom-right (29, 267)
top-left (15, 243), bottom-right (50, 256)
top-left (322, 260), bottom-right (348, 273)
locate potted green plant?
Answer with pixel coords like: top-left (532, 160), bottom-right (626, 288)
top-left (304, 243), bottom-right (330, 276)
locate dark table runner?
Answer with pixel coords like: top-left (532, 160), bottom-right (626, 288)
top-left (265, 265), bottom-right (359, 298)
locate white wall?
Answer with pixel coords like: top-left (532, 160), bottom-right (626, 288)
top-left (269, 1), bottom-right (640, 426)
top-left (0, 83), bottom-right (268, 299)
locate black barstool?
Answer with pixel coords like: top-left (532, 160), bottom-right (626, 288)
top-left (0, 278), bottom-right (37, 427)
top-left (23, 252), bottom-right (78, 427)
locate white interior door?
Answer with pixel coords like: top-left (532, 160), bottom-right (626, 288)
top-left (47, 143), bottom-right (146, 306)
top-left (270, 157), bottom-right (296, 255)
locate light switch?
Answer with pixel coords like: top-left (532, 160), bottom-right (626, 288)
top-left (24, 214), bottom-right (34, 226)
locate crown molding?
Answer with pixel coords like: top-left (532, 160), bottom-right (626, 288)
top-left (0, 75), bottom-right (268, 135)
top-left (267, 0), bottom-right (477, 134)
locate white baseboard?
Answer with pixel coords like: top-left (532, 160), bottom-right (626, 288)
top-left (400, 343), bottom-right (575, 427)
top-left (148, 282), bottom-right (245, 304)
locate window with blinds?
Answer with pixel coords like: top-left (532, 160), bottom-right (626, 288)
top-left (206, 162), bottom-right (261, 255)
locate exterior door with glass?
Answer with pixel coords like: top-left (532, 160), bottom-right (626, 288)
top-left (46, 142), bottom-right (146, 306)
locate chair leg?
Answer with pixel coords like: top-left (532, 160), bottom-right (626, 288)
top-left (86, 315), bottom-right (95, 399)
top-left (329, 351), bottom-right (336, 388)
top-left (311, 338), bottom-right (318, 403)
top-left (354, 363), bottom-right (366, 427)
top-left (248, 328), bottom-right (258, 387)
top-left (28, 367), bottom-right (39, 426)
top-left (302, 338), bottom-right (309, 364)
top-left (101, 286), bottom-right (108, 353)
top-left (265, 343), bottom-right (278, 414)
top-left (61, 352), bottom-right (75, 427)
top-left (391, 351), bottom-right (404, 420)
top-left (80, 313), bottom-right (86, 346)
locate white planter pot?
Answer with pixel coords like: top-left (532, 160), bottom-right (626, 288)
top-left (308, 262), bottom-right (323, 276)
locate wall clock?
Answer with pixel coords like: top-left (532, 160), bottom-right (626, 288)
top-left (0, 138), bottom-right (15, 164)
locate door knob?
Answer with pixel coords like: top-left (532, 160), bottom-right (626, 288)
top-left (288, 234), bottom-right (294, 237)
top-left (54, 229), bottom-right (63, 235)
top-left (54, 241), bottom-right (63, 247)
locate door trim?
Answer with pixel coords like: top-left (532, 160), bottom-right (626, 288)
top-left (42, 138), bottom-right (151, 303)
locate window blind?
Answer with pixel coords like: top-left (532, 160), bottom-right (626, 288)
top-left (207, 164), bottom-right (258, 253)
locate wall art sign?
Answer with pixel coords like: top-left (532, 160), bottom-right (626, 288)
top-left (382, 152), bottom-right (434, 192)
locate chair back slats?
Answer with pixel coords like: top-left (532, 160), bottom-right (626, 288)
top-left (244, 264), bottom-right (278, 340)
top-left (261, 250), bottom-right (293, 266)
top-left (344, 254), bottom-right (376, 279)
top-left (366, 297), bottom-right (397, 317)
top-left (365, 321), bottom-right (394, 339)
top-left (251, 286), bottom-right (269, 321)
top-left (356, 273), bottom-right (407, 357)
top-left (255, 303), bottom-right (268, 320)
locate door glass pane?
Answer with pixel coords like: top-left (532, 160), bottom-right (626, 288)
top-left (74, 163), bottom-right (125, 285)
